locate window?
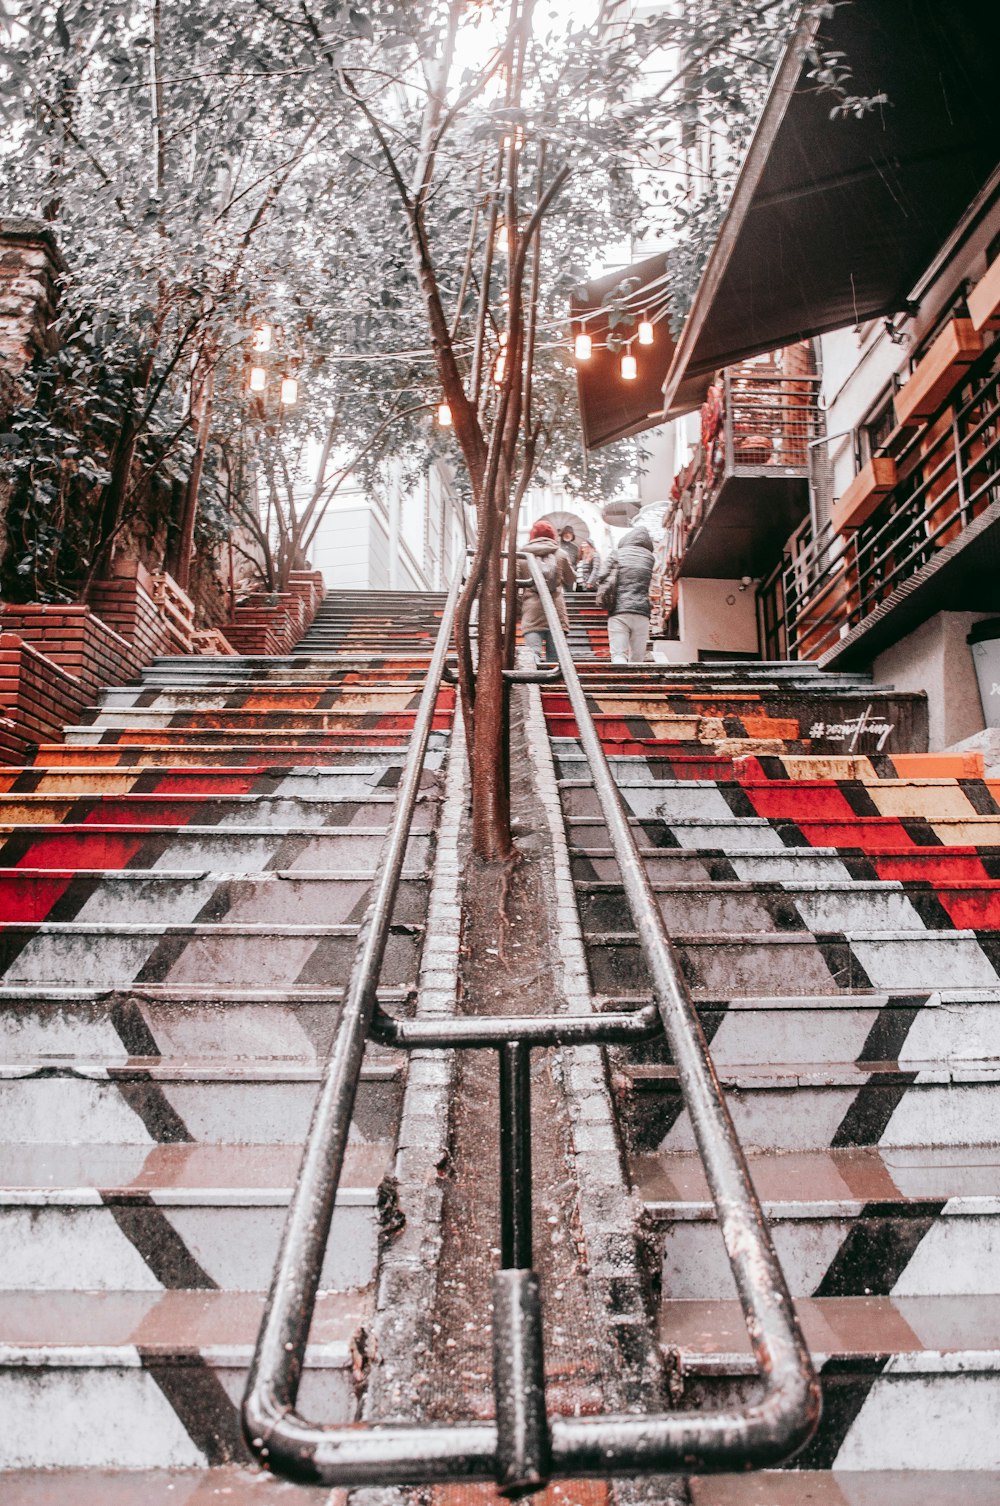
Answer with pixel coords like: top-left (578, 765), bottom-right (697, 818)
top-left (855, 388), bottom-right (897, 469)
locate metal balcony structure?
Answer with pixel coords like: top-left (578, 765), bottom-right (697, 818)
top-left (762, 337), bottom-right (1000, 664)
top-left (666, 363), bottom-right (822, 583)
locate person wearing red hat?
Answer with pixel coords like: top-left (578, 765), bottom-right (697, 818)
top-left (516, 520), bottom-right (575, 664)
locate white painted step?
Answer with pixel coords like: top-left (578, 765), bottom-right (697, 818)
top-left (627, 1060), bottom-right (1000, 1152)
top-left (661, 1294), bottom-right (1000, 1472)
top-left (636, 1144), bottom-right (1000, 1299)
top-left (0, 1140), bottom-right (388, 1290)
top-left (0, 922), bottom-right (423, 989)
top-left (0, 1289), bottom-right (364, 1469)
top-left (0, 1054), bottom-right (401, 1144)
top-left (0, 983), bottom-right (412, 1063)
top-left (0, 1466), bottom-right (337, 1503)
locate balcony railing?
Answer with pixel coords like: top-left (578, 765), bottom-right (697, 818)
top-left (766, 339), bottom-right (1000, 661)
top-left (659, 363), bottom-right (822, 591)
top-left (718, 366), bottom-right (823, 476)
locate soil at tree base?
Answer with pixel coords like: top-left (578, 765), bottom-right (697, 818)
top-left (412, 687), bottom-right (686, 1506)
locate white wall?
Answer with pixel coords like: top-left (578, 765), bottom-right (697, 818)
top-left (306, 458), bottom-right (462, 592)
top-left (309, 503), bottom-right (381, 589)
top-left (674, 577), bottom-right (759, 658)
top-left (873, 611), bottom-right (993, 751)
top-left (820, 201), bottom-right (1000, 511)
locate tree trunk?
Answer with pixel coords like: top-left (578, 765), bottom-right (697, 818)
top-left (171, 364), bottom-right (215, 592)
top-left (80, 413), bottom-right (141, 598)
top-left (468, 529), bottom-right (512, 861)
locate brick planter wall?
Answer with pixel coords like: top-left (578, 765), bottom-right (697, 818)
top-left (88, 560), bottom-right (184, 664)
top-left (1, 604), bottom-right (143, 705)
top-left (0, 632), bottom-right (89, 763)
top-left (0, 552), bottom-right (324, 762)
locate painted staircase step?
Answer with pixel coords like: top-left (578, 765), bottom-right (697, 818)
top-left (565, 812), bottom-right (1000, 856)
top-left (576, 879), bottom-right (1000, 933)
top-left (635, 1143), bottom-right (1000, 1299)
top-left (599, 986), bottom-right (1000, 1067)
top-left (0, 824), bottom-right (433, 871)
top-left (147, 654), bottom-right (438, 673)
top-left (99, 686), bottom-right (438, 710)
top-left (33, 736), bottom-right (449, 766)
top-left (0, 788), bottom-right (432, 823)
top-left (586, 927), bottom-right (1000, 996)
top-left (63, 726), bottom-right (443, 748)
top-left (570, 842), bottom-right (1000, 882)
top-left (556, 769), bottom-right (995, 816)
top-left (0, 1055), bottom-right (401, 1144)
top-left (0, 982), bottom-right (413, 1062)
top-left (0, 921), bottom-right (424, 989)
top-left (561, 782), bottom-right (1000, 839)
top-left (659, 1294), bottom-right (1000, 1471)
top-left (734, 752), bottom-right (987, 781)
top-left (0, 1140), bottom-right (389, 1290)
top-left (0, 762), bottom-right (435, 797)
top-left (622, 1059), bottom-right (1000, 1152)
top-left (0, 869), bottom-right (429, 924)
top-left (686, 1473), bottom-right (1000, 1506)
top-left (0, 1288), bottom-right (366, 1469)
top-left (0, 1466), bottom-right (338, 1503)
top-left (76, 708), bottom-right (453, 733)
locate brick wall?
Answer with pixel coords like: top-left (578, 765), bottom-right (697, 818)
top-left (1, 604), bottom-right (142, 705)
top-left (0, 218), bottom-right (62, 410)
top-left (0, 632), bottom-right (89, 763)
top-left (0, 219), bottom-right (64, 572)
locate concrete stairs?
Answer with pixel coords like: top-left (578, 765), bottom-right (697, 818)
top-left (545, 659), bottom-right (1000, 1489)
top-left (296, 588), bottom-right (448, 653)
top-left (0, 590), bottom-right (453, 1488)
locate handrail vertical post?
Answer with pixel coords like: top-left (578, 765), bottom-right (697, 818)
top-left (492, 1269), bottom-right (551, 1496)
top-left (499, 1040), bottom-right (533, 1269)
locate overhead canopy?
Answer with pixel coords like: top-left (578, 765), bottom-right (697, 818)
top-left (662, 0), bottom-right (1000, 409)
top-left (570, 252), bottom-right (708, 451)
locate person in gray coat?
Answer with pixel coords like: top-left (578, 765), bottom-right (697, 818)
top-left (595, 524), bottom-right (654, 663)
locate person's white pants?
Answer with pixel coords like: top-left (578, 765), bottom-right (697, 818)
top-left (607, 613), bottom-right (650, 664)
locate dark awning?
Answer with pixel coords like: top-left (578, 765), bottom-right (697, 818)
top-left (662, 0), bottom-right (1000, 409)
top-left (570, 252), bottom-right (708, 450)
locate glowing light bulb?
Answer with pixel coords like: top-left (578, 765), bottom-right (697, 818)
top-left (437, 402), bottom-right (452, 427)
top-left (252, 324), bottom-right (272, 352)
top-left (638, 318), bottom-right (654, 346)
top-left (494, 352), bottom-right (506, 385)
top-left (279, 376), bottom-right (298, 406)
top-left (574, 331), bottom-right (593, 361)
top-left (621, 352), bottom-right (637, 381)
top-left (249, 366), bottom-right (267, 392)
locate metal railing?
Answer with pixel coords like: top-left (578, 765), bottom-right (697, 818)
top-left (661, 364), bottom-right (821, 589)
top-left (722, 367), bottom-right (822, 474)
top-left (243, 557), bottom-right (820, 1491)
top-left (767, 339), bottom-right (1000, 662)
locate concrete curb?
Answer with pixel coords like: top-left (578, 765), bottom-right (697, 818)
top-left (356, 716), bottom-right (467, 1505)
top-left (521, 675), bottom-right (667, 1413)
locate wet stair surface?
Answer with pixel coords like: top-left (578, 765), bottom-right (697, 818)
top-left (0, 589), bottom-right (454, 1495)
top-left (545, 643), bottom-right (1000, 1496)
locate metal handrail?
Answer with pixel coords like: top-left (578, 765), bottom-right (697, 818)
top-left (242, 563), bottom-right (481, 1481)
top-left (243, 555), bottom-right (820, 1490)
top-left (520, 551), bottom-right (820, 1473)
